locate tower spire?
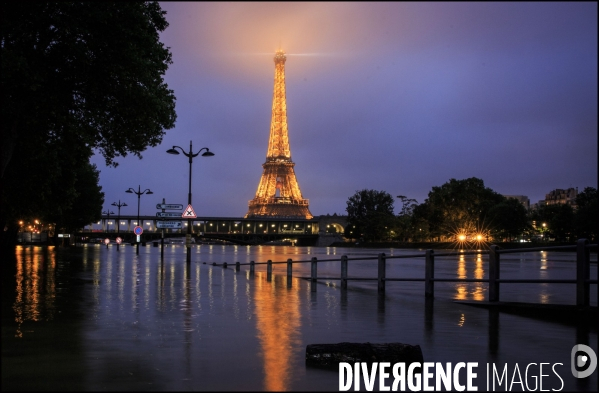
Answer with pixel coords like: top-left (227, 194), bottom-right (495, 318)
top-left (245, 50), bottom-right (313, 219)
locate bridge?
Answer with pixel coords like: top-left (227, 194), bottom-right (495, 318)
top-left (78, 214), bottom-right (348, 246)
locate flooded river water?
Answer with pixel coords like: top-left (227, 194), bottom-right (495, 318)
top-left (2, 244), bottom-right (597, 391)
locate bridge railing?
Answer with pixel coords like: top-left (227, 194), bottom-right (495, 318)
top-left (217, 239), bottom-right (597, 306)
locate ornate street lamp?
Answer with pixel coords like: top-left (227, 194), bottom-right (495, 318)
top-left (167, 140), bottom-right (214, 263)
top-left (126, 185), bottom-right (153, 255)
top-left (111, 200), bottom-right (128, 250)
top-left (102, 210), bottom-right (114, 233)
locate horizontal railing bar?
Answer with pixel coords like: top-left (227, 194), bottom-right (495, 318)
top-left (219, 240), bottom-right (598, 307)
top-left (231, 244), bottom-right (597, 266)
top-left (295, 277), bottom-right (590, 284)
top-left (434, 251), bottom-right (489, 258)
top-left (496, 279), bottom-right (577, 283)
top-left (497, 245), bottom-right (576, 253)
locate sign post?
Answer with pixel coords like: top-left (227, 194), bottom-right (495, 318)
top-left (182, 204), bottom-right (197, 248)
top-left (157, 200), bottom-right (184, 259)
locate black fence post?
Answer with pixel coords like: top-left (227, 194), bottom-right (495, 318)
top-left (235, 261), bottom-right (240, 272)
top-left (489, 245), bottom-right (500, 302)
top-left (311, 257), bottom-right (317, 292)
top-left (287, 258), bottom-right (293, 279)
top-left (576, 238), bottom-right (590, 307)
top-left (267, 260), bottom-right (272, 281)
top-left (425, 249), bottom-right (435, 298)
top-left (250, 260), bottom-right (255, 276)
top-left (378, 253), bottom-right (386, 294)
top-left (341, 255), bottom-right (348, 290)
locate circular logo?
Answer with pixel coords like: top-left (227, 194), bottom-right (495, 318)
top-left (133, 226), bottom-right (143, 235)
top-left (572, 344), bottom-right (597, 378)
top-left (115, 237), bottom-right (122, 244)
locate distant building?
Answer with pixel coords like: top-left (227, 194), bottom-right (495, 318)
top-left (544, 187), bottom-right (578, 208)
top-left (503, 195), bottom-right (530, 210)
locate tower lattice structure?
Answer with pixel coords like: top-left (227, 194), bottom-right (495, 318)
top-left (245, 50), bottom-right (313, 219)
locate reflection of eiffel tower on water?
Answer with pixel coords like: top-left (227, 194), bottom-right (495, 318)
top-left (245, 50), bottom-right (313, 219)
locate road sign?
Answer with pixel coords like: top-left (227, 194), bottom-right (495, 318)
top-left (156, 204), bottom-right (183, 210)
top-left (156, 212), bottom-right (182, 218)
top-left (156, 221), bottom-right (182, 229)
top-left (115, 237), bottom-right (122, 244)
top-left (133, 226), bottom-right (143, 235)
top-left (104, 238), bottom-right (110, 245)
top-left (182, 204), bottom-right (197, 218)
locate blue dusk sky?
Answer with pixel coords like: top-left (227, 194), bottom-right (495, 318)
top-left (91, 2), bottom-right (598, 217)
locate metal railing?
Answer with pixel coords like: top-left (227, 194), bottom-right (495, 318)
top-left (218, 239), bottom-right (597, 306)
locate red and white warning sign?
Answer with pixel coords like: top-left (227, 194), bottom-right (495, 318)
top-left (182, 204), bottom-right (197, 218)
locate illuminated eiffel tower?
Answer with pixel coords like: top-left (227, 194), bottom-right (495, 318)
top-left (245, 50), bottom-right (313, 219)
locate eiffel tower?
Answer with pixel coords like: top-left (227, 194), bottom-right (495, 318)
top-left (245, 50), bottom-right (313, 219)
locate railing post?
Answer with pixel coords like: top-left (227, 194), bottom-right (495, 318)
top-left (267, 260), bottom-right (272, 281)
top-left (223, 262), bottom-right (227, 269)
top-left (488, 245), bottom-right (500, 302)
top-left (235, 261), bottom-right (240, 272)
top-left (378, 253), bottom-right (386, 294)
top-left (576, 239), bottom-right (590, 307)
top-left (341, 255), bottom-right (348, 290)
top-left (287, 258), bottom-right (293, 288)
top-left (311, 257), bottom-right (317, 292)
top-left (250, 260), bottom-right (255, 276)
top-left (425, 249), bottom-right (435, 298)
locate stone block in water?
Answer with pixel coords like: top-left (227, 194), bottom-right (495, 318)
top-left (305, 342), bottom-right (423, 369)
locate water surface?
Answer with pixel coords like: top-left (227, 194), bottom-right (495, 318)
top-left (2, 244), bottom-right (597, 391)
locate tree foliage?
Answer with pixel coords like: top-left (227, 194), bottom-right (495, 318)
top-left (488, 198), bottom-right (530, 241)
top-left (1, 2), bottom-right (176, 245)
top-left (1, 1), bottom-right (176, 174)
top-left (346, 189), bottom-right (395, 241)
top-left (417, 178), bottom-right (505, 240)
top-left (532, 204), bottom-right (575, 242)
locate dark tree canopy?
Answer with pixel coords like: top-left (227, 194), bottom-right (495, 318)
top-left (533, 204), bottom-right (575, 242)
top-left (488, 198), bottom-right (530, 241)
top-left (1, 2), bottom-right (176, 246)
top-left (418, 178), bottom-right (505, 239)
top-left (1, 1), bottom-right (176, 176)
top-left (346, 189), bottom-right (395, 241)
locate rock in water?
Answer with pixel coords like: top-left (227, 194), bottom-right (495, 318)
top-left (305, 342), bottom-right (423, 369)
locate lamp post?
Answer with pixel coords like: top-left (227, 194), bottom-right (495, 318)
top-left (111, 200), bottom-right (128, 250)
top-left (102, 210), bottom-right (114, 233)
top-left (167, 140), bottom-right (214, 264)
top-left (126, 185), bottom-right (153, 255)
